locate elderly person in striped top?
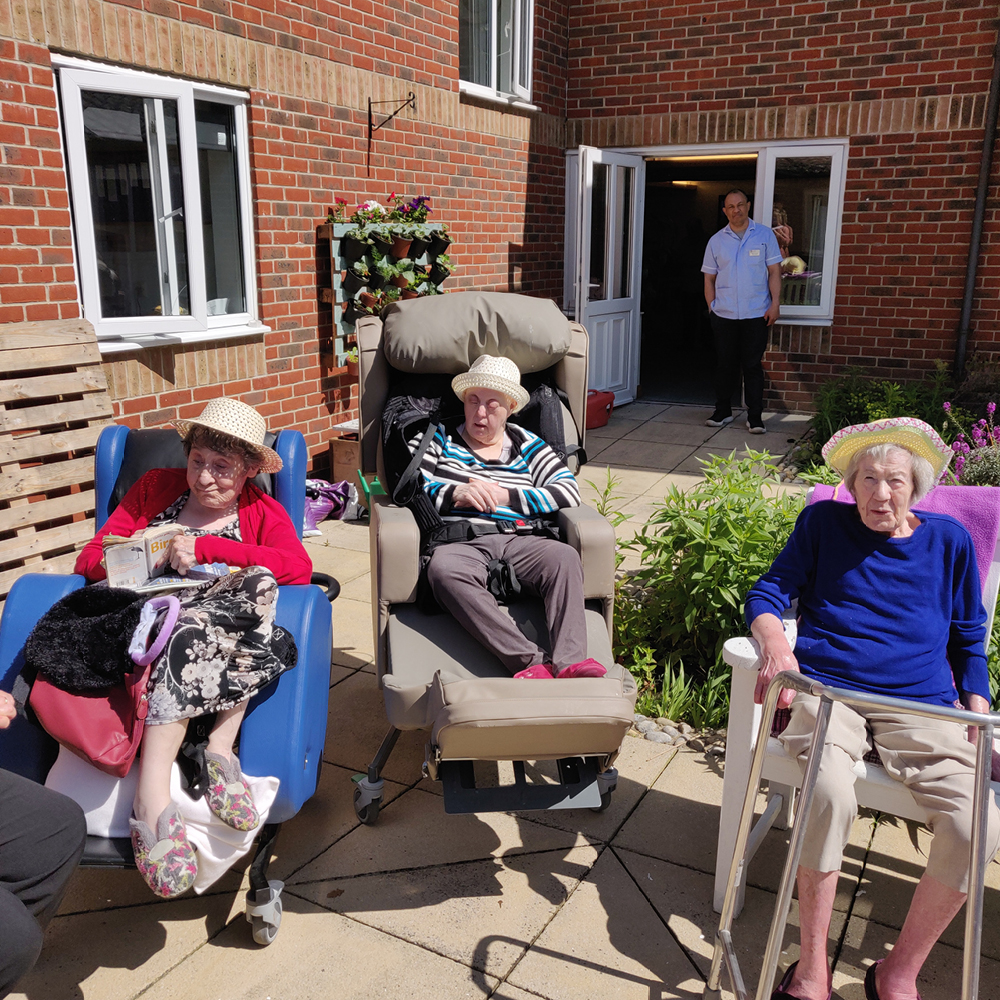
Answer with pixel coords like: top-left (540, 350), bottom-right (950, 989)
top-left (418, 355), bottom-right (606, 680)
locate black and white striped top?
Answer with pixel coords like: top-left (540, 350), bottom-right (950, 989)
top-left (412, 423), bottom-right (581, 526)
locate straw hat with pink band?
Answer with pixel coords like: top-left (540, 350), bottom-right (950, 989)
top-left (822, 416), bottom-right (952, 482)
top-left (173, 398), bottom-right (283, 474)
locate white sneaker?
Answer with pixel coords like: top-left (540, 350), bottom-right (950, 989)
top-left (746, 420), bottom-right (766, 435)
top-left (706, 412), bottom-right (735, 427)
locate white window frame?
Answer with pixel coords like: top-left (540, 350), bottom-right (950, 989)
top-left (54, 56), bottom-right (266, 350)
top-left (588, 138), bottom-right (849, 325)
top-left (459, 0), bottom-right (534, 104)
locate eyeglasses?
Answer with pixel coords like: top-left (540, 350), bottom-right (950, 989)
top-left (190, 457), bottom-right (241, 482)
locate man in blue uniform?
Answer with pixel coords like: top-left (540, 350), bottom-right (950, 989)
top-left (701, 189), bottom-right (783, 434)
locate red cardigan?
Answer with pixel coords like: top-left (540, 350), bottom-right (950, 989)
top-left (75, 468), bottom-right (313, 585)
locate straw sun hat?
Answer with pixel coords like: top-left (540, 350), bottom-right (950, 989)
top-left (822, 416), bottom-right (952, 481)
top-left (173, 398), bottom-right (283, 474)
top-left (451, 355), bottom-right (530, 413)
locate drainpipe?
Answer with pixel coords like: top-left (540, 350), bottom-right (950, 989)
top-left (954, 26), bottom-right (1000, 381)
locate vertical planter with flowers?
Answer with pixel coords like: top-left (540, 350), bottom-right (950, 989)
top-left (319, 194), bottom-right (456, 369)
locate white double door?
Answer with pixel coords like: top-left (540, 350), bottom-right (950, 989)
top-left (564, 147), bottom-right (645, 404)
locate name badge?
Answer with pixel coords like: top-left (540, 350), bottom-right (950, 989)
top-left (749, 249), bottom-right (761, 256)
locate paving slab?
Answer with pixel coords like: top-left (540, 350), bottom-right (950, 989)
top-left (308, 516), bottom-right (372, 552)
top-left (289, 785), bottom-right (593, 881)
top-left (504, 847), bottom-right (705, 999)
top-left (268, 762), bottom-right (409, 882)
top-left (136, 899), bottom-right (500, 1000)
top-left (303, 541), bottom-right (370, 584)
top-left (587, 438), bottom-right (696, 472)
top-left (9, 893), bottom-right (238, 1000)
top-left (621, 420), bottom-right (720, 446)
top-left (615, 847), bottom-right (847, 998)
top-left (322, 669), bottom-right (426, 781)
top-left (331, 598), bottom-right (376, 671)
top-left (837, 912), bottom-right (1000, 1000)
top-left (290, 844), bottom-right (600, 979)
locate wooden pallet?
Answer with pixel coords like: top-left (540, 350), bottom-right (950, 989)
top-left (0, 319), bottom-right (113, 599)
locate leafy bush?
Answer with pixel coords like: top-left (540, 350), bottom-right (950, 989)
top-left (614, 451), bottom-right (805, 728)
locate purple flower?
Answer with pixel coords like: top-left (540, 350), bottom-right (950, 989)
top-left (944, 401), bottom-right (952, 412)
top-left (989, 401), bottom-right (997, 416)
top-left (955, 455), bottom-right (966, 476)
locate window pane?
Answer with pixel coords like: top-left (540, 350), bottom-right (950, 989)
top-left (82, 91), bottom-right (189, 318)
top-left (773, 156), bottom-right (831, 308)
top-left (196, 101), bottom-right (246, 315)
top-left (459, 0), bottom-right (492, 87)
top-left (497, 0), bottom-right (513, 95)
top-left (612, 165), bottom-right (633, 299)
top-left (589, 162), bottom-right (608, 301)
top-left (515, 0), bottom-right (530, 92)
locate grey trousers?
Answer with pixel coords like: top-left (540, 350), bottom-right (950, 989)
top-left (426, 534), bottom-right (588, 673)
top-left (780, 692), bottom-right (1000, 893)
top-left (1, 769), bottom-right (86, 998)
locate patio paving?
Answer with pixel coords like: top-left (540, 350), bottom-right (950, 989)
top-left (10, 402), bottom-right (1000, 1000)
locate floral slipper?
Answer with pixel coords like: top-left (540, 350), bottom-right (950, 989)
top-left (205, 751), bottom-right (259, 832)
top-left (130, 805), bottom-right (197, 898)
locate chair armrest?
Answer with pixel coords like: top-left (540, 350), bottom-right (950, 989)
top-left (721, 612), bottom-right (798, 672)
top-left (557, 505), bottom-right (615, 600)
top-left (371, 503), bottom-right (421, 605)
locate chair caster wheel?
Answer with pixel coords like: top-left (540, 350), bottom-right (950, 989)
top-left (591, 789), bottom-right (613, 813)
top-left (354, 785), bottom-right (382, 825)
top-left (246, 880), bottom-right (283, 946)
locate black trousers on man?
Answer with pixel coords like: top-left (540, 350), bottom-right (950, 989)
top-left (709, 313), bottom-right (769, 423)
top-left (0, 769), bottom-right (86, 999)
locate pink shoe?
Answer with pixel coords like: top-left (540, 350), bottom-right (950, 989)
top-left (556, 659), bottom-right (607, 679)
top-left (513, 663), bottom-right (556, 679)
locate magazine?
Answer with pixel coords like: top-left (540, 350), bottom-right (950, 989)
top-left (102, 526), bottom-right (234, 593)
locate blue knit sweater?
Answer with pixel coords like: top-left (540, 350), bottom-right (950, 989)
top-left (745, 500), bottom-right (989, 706)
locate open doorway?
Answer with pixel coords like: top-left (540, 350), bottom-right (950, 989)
top-left (637, 155), bottom-right (758, 404)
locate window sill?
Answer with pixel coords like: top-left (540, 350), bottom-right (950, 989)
top-left (458, 82), bottom-right (538, 112)
top-left (97, 322), bottom-right (269, 355)
top-left (774, 317), bottom-right (833, 327)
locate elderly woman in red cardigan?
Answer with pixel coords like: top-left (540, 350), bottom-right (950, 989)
top-left (74, 398), bottom-right (311, 899)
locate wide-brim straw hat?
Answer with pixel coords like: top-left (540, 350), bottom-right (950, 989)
top-left (822, 416), bottom-right (951, 481)
top-left (173, 398), bottom-right (283, 474)
top-left (451, 355), bottom-right (530, 413)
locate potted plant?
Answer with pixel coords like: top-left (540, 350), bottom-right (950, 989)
top-left (427, 224), bottom-right (451, 258)
top-left (340, 227), bottom-right (369, 263)
top-left (343, 259), bottom-right (369, 296)
top-left (429, 253), bottom-right (454, 286)
top-left (358, 289), bottom-right (379, 309)
top-left (409, 222), bottom-right (433, 260)
top-left (370, 253), bottom-right (394, 290)
top-left (389, 223), bottom-right (414, 260)
top-left (344, 346), bottom-right (359, 377)
top-left (382, 285), bottom-right (401, 307)
top-left (391, 259), bottom-right (416, 289)
top-left (415, 280), bottom-right (441, 297)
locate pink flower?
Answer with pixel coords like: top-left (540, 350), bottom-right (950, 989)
top-left (989, 401), bottom-right (997, 416)
top-left (943, 401), bottom-right (952, 412)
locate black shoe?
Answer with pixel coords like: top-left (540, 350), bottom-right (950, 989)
top-left (706, 411), bottom-right (735, 427)
top-left (746, 418), bottom-right (766, 435)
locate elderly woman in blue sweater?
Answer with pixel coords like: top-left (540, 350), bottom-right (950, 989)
top-left (746, 417), bottom-right (1000, 1000)
top-left (416, 355), bottom-right (605, 680)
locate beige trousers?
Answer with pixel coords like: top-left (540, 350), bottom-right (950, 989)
top-left (779, 692), bottom-right (1000, 893)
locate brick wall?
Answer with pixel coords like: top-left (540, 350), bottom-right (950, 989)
top-left (0, 0), bottom-right (570, 465)
top-left (566, 1), bottom-right (1000, 409)
top-left (0, 39), bottom-right (78, 325)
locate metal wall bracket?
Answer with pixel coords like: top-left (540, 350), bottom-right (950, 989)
top-left (367, 93), bottom-right (416, 175)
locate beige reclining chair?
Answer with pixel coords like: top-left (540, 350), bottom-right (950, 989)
top-left (352, 291), bottom-right (637, 823)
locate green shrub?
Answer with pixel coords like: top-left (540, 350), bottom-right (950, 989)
top-left (615, 451), bottom-right (805, 728)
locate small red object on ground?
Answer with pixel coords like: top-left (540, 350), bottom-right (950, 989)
top-left (586, 390), bottom-right (614, 430)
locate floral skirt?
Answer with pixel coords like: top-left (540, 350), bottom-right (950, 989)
top-left (146, 567), bottom-right (297, 725)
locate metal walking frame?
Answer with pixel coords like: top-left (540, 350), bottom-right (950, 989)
top-left (707, 670), bottom-right (998, 1000)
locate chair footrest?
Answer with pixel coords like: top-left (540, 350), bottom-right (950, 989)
top-left (440, 757), bottom-right (602, 813)
top-left (80, 835), bottom-right (136, 868)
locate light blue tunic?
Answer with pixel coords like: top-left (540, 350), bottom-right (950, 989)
top-left (701, 218), bottom-right (783, 320)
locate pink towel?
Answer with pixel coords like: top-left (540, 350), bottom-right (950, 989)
top-left (810, 483), bottom-right (1000, 589)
